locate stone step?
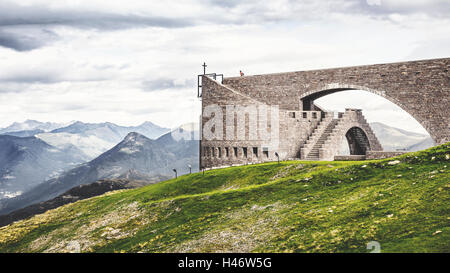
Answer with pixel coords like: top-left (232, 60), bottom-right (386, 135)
top-left (302, 115), bottom-right (341, 160)
top-left (305, 118), bottom-right (340, 159)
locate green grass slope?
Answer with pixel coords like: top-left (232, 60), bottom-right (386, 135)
top-left (0, 143), bottom-right (449, 253)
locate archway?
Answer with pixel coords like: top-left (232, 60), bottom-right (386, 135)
top-left (303, 86), bottom-right (434, 152)
top-left (300, 84), bottom-right (433, 141)
top-left (345, 127), bottom-right (370, 155)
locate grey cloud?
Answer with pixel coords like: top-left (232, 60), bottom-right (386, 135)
top-left (348, 0), bottom-right (450, 18)
top-left (0, 14), bottom-right (193, 30)
top-left (0, 70), bottom-right (109, 91)
top-left (0, 2), bottom-right (194, 29)
top-left (0, 1), bottom-right (195, 51)
top-left (0, 31), bottom-right (42, 51)
top-left (141, 78), bottom-right (195, 92)
top-left (0, 75), bottom-right (58, 84)
top-left (0, 1), bottom-right (448, 30)
top-left (204, 0), bottom-right (450, 23)
top-left (0, 82), bottom-right (29, 93)
top-left (0, 0), bottom-right (448, 52)
top-left (0, 28), bottom-right (58, 51)
top-left (0, 68), bottom-right (62, 85)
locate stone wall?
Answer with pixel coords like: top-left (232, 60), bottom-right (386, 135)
top-left (200, 77), bottom-right (325, 168)
top-left (334, 151), bottom-right (406, 161)
top-left (223, 58), bottom-right (450, 145)
top-left (334, 155), bottom-right (367, 161)
top-left (200, 58), bottom-right (449, 169)
top-left (365, 151), bottom-right (406, 160)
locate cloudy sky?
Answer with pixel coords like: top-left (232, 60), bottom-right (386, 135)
top-left (0, 0), bottom-right (449, 133)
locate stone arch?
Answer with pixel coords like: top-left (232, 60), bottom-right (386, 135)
top-left (222, 58), bottom-right (449, 145)
top-left (344, 126), bottom-right (371, 155)
top-left (311, 109), bottom-right (383, 161)
top-left (202, 58), bottom-right (449, 168)
top-left (300, 83), bottom-right (431, 140)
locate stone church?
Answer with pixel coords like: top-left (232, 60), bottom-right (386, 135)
top-left (199, 58), bottom-right (449, 169)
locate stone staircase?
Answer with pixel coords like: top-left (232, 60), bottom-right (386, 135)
top-left (299, 112), bottom-right (334, 159)
top-left (305, 119), bottom-right (338, 160)
top-left (302, 109), bottom-right (383, 161)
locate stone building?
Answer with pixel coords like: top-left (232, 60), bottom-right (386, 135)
top-left (199, 58), bottom-right (450, 169)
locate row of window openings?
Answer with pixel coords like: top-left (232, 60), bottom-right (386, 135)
top-left (289, 112), bottom-right (325, 119)
top-left (203, 146), bottom-right (269, 158)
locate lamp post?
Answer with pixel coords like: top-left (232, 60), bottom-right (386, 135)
top-left (275, 152), bottom-right (280, 164)
top-left (188, 164), bottom-right (192, 174)
top-left (173, 168), bottom-right (177, 179)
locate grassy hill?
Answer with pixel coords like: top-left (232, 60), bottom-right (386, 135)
top-left (0, 143), bottom-right (449, 253)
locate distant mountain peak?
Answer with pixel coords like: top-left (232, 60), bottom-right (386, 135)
top-left (124, 131), bottom-right (141, 140)
top-left (140, 121), bottom-right (157, 126)
top-left (0, 120), bottom-right (70, 134)
top-left (121, 132), bottom-right (151, 146)
top-left (369, 121), bottom-right (433, 152)
top-left (23, 119), bottom-right (39, 123)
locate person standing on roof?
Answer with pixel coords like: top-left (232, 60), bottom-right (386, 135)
top-left (240, 70), bottom-right (244, 76)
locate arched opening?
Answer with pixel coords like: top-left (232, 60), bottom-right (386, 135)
top-left (345, 127), bottom-right (370, 155)
top-left (302, 87), bottom-right (434, 152)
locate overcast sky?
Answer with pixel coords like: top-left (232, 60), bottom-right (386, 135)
top-left (0, 0), bottom-right (449, 133)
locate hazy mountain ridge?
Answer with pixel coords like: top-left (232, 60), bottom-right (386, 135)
top-left (0, 130), bottom-right (198, 215)
top-left (369, 122), bottom-right (434, 151)
top-left (1, 120), bottom-right (171, 162)
top-left (0, 135), bottom-right (86, 199)
top-left (0, 120), bottom-right (183, 203)
top-left (406, 137), bottom-right (436, 152)
top-left (0, 129), bottom-right (45, 138)
top-left (50, 121), bottom-right (170, 142)
top-left (40, 121), bottom-right (170, 160)
top-left (0, 120), bottom-right (71, 135)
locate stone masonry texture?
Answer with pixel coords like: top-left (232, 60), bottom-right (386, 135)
top-left (200, 58), bottom-right (449, 168)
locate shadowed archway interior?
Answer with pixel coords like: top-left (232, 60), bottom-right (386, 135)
top-left (345, 127), bottom-right (370, 155)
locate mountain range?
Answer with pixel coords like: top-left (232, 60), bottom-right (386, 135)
top-left (369, 122), bottom-right (434, 151)
top-left (0, 130), bottom-right (198, 215)
top-left (1, 120), bottom-right (171, 161)
top-left (0, 120), bottom-right (172, 199)
top-left (38, 121), bottom-right (171, 160)
top-left (0, 120), bottom-right (70, 135)
top-left (0, 135), bottom-right (85, 199)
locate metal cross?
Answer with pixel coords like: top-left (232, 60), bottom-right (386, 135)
top-left (202, 62), bottom-right (207, 75)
